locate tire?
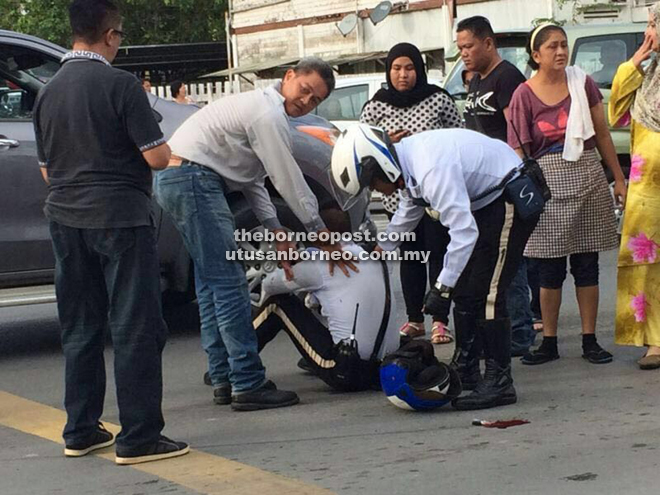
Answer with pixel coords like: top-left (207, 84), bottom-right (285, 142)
top-left (156, 211), bottom-right (196, 307)
top-left (161, 261), bottom-right (196, 307)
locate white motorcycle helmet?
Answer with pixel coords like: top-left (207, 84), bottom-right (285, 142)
top-left (330, 124), bottom-right (401, 210)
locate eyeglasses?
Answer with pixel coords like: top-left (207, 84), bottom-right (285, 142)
top-left (109, 28), bottom-right (126, 39)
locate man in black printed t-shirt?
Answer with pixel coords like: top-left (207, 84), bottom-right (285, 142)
top-left (450, 16), bottom-right (537, 407)
top-left (459, 16), bottom-right (526, 142)
top-left (33, 0), bottom-right (188, 465)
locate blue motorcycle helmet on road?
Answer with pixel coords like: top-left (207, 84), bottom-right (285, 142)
top-left (381, 340), bottom-right (462, 411)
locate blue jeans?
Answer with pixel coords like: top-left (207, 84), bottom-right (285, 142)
top-left (527, 257), bottom-right (542, 321)
top-left (153, 162), bottom-right (265, 393)
top-left (50, 222), bottom-right (166, 450)
top-left (507, 259), bottom-right (536, 354)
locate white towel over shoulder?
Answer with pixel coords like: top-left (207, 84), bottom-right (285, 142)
top-left (563, 66), bottom-right (595, 162)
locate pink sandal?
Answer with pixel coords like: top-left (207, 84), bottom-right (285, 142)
top-left (399, 322), bottom-right (425, 339)
top-left (431, 322), bottom-right (454, 345)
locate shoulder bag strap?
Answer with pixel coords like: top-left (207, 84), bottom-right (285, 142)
top-left (471, 167), bottom-right (519, 203)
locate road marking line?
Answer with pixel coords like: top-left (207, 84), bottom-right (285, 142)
top-left (0, 391), bottom-right (334, 495)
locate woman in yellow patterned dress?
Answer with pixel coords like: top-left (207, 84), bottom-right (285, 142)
top-left (609, 3), bottom-right (660, 370)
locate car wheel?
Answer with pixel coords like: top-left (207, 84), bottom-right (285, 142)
top-left (161, 261), bottom-right (196, 306)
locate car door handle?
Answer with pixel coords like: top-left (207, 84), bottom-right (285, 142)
top-left (0, 138), bottom-right (20, 148)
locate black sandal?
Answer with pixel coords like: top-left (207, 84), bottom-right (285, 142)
top-left (521, 347), bottom-right (560, 365)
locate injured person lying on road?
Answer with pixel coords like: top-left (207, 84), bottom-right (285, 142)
top-left (254, 208), bottom-right (401, 392)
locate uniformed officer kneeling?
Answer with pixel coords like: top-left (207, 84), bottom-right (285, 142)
top-left (330, 124), bottom-right (548, 410)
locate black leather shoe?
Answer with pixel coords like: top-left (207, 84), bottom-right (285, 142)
top-left (231, 380), bottom-right (299, 411)
top-left (203, 371), bottom-right (211, 386)
top-left (452, 361), bottom-right (517, 410)
top-left (213, 383), bottom-right (232, 405)
top-left (450, 309), bottom-right (482, 391)
top-left (458, 366), bottom-right (482, 391)
top-left (453, 318), bottom-right (517, 411)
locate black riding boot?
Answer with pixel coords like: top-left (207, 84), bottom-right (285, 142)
top-left (450, 310), bottom-right (482, 391)
top-left (452, 318), bottom-right (517, 410)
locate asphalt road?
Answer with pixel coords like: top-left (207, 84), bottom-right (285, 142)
top-left (1, 248), bottom-right (658, 495)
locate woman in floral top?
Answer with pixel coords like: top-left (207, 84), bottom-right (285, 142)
top-left (609, 3), bottom-right (660, 370)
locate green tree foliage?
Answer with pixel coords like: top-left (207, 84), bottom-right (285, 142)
top-left (0, 0), bottom-right (226, 47)
top-left (119, 0), bottom-right (227, 45)
top-left (1, 1), bottom-right (71, 46)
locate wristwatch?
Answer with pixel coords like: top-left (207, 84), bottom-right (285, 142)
top-left (434, 282), bottom-right (453, 299)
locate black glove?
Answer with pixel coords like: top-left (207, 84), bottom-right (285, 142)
top-left (423, 286), bottom-right (451, 325)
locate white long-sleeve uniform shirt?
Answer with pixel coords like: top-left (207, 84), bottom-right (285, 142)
top-left (261, 243), bottom-right (400, 360)
top-left (379, 129), bottom-right (521, 288)
top-left (167, 83), bottom-right (324, 232)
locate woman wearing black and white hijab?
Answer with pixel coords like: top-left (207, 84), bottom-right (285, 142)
top-left (360, 42), bottom-right (463, 345)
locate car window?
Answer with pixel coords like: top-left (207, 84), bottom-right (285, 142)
top-left (314, 84), bottom-right (369, 121)
top-left (445, 46), bottom-right (531, 100)
top-left (0, 44), bottom-right (60, 119)
top-left (573, 37), bottom-right (629, 89)
top-left (500, 46), bottom-right (531, 76)
top-left (444, 64), bottom-right (468, 100)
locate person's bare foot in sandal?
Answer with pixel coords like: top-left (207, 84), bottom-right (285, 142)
top-left (431, 321), bottom-right (454, 345)
top-left (400, 321), bottom-right (425, 339)
top-left (533, 319), bottom-right (544, 333)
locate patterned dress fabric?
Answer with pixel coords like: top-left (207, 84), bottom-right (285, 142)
top-left (609, 60), bottom-right (660, 348)
top-left (361, 92), bottom-right (463, 135)
top-left (522, 149), bottom-right (618, 258)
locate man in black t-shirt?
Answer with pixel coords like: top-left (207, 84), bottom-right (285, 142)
top-left (459, 17), bottom-right (526, 142)
top-left (33, 0), bottom-right (188, 465)
top-left (449, 16), bottom-right (537, 409)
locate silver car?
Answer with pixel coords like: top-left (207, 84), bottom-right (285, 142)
top-left (0, 29), bottom-right (372, 307)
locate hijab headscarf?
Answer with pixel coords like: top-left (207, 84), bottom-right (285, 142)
top-left (371, 42), bottom-right (448, 108)
top-left (632, 2), bottom-right (660, 133)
